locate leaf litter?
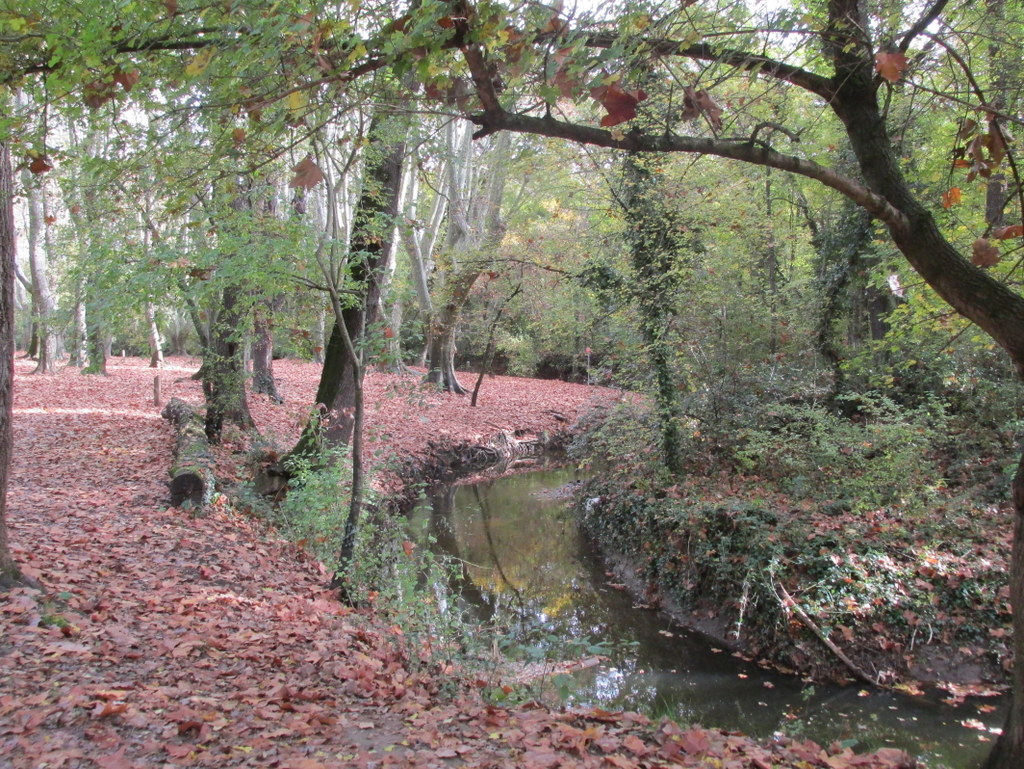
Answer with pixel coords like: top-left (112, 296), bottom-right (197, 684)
top-left (2, 356), bottom-right (917, 768)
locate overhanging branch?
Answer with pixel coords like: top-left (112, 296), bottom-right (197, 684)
top-left (468, 108), bottom-right (906, 228)
top-left (584, 33), bottom-right (836, 101)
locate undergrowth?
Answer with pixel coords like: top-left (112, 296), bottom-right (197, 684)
top-left (569, 398), bottom-right (1014, 683)
top-left (242, 446), bottom-right (590, 704)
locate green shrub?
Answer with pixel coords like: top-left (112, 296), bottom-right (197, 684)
top-left (734, 393), bottom-right (948, 513)
top-left (268, 448), bottom-right (353, 567)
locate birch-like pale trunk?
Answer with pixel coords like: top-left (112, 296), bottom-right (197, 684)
top-left (424, 125), bottom-right (511, 393)
top-left (21, 170), bottom-right (57, 373)
top-left (145, 301), bottom-right (163, 368)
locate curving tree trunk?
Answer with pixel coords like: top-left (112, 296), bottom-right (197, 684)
top-left (457, 2), bottom-right (1024, 761)
top-left (423, 125), bottom-right (510, 392)
top-left (426, 271), bottom-right (476, 393)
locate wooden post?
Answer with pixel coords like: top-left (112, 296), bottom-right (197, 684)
top-left (153, 375), bottom-right (161, 407)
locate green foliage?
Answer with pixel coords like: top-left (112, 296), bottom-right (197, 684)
top-left (734, 393), bottom-right (949, 513)
top-left (268, 448), bottom-right (354, 565)
top-left (569, 399), bottom-right (677, 493)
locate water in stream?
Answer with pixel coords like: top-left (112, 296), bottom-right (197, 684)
top-left (410, 463), bottom-right (1007, 769)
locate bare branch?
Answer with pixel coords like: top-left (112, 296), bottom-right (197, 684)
top-left (585, 33), bottom-right (836, 101)
top-left (898, 0), bottom-right (950, 53)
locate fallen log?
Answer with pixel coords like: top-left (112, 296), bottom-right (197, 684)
top-left (161, 397), bottom-right (215, 508)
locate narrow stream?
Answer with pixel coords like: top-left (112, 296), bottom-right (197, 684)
top-left (409, 463), bottom-right (1007, 769)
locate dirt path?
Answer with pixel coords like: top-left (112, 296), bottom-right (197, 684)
top-left (1, 357), bottom-right (914, 769)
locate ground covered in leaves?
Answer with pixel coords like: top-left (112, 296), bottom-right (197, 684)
top-left (2, 357), bottom-right (916, 768)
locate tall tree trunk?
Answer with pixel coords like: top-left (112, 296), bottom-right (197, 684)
top-left (423, 126), bottom-right (510, 392)
top-left (251, 296), bottom-right (283, 403)
top-left (23, 172), bottom-right (57, 376)
top-left (426, 272), bottom-right (478, 393)
top-left (823, 3), bottom-right (1024, 763)
top-left (22, 171), bottom-right (57, 374)
top-left (202, 285), bottom-right (254, 442)
top-left (83, 302), bottom-right (108, 375)
top-left (984, 0), bottom-right (1010, 230)
top-left (290, 123), bottom-right (406, 458)
top-left (380, 294), bottom-right (406, 372)
top-left (621, 150), bottom-right (686, 476)
top-left (68, 286), bottom-right (87, 367)
top-left (398, 146), bottom-right (446, 370)
top-left (0, 142), bottom-right (21, 587)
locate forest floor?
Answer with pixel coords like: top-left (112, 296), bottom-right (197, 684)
top-left (2, 356), bottom-right (916, 769)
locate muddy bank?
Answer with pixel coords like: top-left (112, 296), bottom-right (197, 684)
top-left (572, 483), bottom-right (1010, 693)
top-left (378, 427), bottom-right (573, 510)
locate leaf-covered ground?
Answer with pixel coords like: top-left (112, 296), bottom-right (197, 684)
top-left (2, 356), bottom-right (916, 768)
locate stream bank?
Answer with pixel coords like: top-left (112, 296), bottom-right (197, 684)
top-left (573, 474), bottom-right (1011, 693)
top-left (416, 464), bottom-right (1006, 768)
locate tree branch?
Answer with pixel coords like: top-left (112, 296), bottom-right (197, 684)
top-left (467, 108), bottom-right (906, 228)
top-left (898, 0), bottom-right (950, 53)
top-left (584, 33), bottom-right (836, 101)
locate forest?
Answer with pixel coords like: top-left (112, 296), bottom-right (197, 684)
top-left (2, 0), bottom-right (1024, 767)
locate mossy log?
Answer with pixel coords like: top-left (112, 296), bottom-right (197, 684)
top-left (161, 397), bottom-right (215, 507)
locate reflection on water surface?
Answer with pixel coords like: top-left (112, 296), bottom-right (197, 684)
top-left (411, 464), bottom-right (1005, 769)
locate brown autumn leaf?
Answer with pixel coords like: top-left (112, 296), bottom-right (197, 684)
top-left (875, 51), bottom-right (909, 83)
top-left (992, 224), bottom-right (1024, 239)
top-left (28, 154), bottom-right (53, 175)
top-left (552, 67), bottom-right (579, 99)
top-left (382, 14), bottom-right (411, 34)
top-left (691, 88), bottom-right (724, 130)
top-left (92, 700), bottom-right (129, 718)
top-left (958, 118), bottom-right (979, 140)
top-left (95, 748), bottom-right (135, 769)
top-left (679, 88), bottom-right (701, 122)
top-left (622, 733), bottom-right (650, 756)
top-left (542, 13), bottom-right (568, 36)
top-left (289, 155), bottom-right (325, 189)
top-left (678, 728), bottom-right (711, 755)
top-left (83, 80), bottom-right (117, 110)
top-left (113, 69), bottom-right (140, 92)
top-left (591, 82), bottom-right (647, 127)
top-left (987, 124), bottom-right (1008, 164)
top-left (941, 187), bottom-right (961, 208)
top-left (972, 237), bottom-right (1001, 267)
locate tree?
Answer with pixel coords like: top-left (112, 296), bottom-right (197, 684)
top-left (448, 2), bottom-right (1024, 763)
top-left (423, 125), bottom-right (511, 393)
top-left (616, 150), bottom-right (696, 475)
top-left (0, 140), bottom-right (19, 587)
top-left (5, 2), bottom-right (1024, 760)
top-left (20, 170), bottom-right (59, 374)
